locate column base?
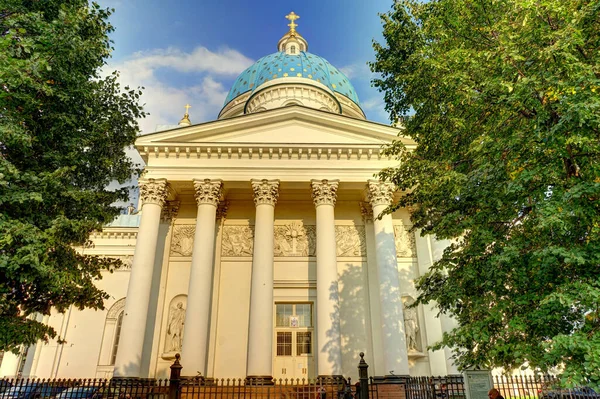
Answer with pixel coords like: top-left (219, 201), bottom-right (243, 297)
top-left (245, 375), bottom-right (274, 385)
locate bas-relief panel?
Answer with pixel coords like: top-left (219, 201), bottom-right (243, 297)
top-left (335, 226), bottom-right (366, 257)
top-left (206, 222), bottom-right (369, 258)
top-left (170, 225), bottom-right (195, 256)
top-left (221, 225), bottom-right (254, 257)
top-left (274, 223), bottom-right (315, 257)
top-left (394, 224), bottom-right (416, 258)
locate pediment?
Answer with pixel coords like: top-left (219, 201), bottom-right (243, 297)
top-left (136, 106), bottom-right (410, 147)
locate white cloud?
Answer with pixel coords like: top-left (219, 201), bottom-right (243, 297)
top-left (339, 62), bottom-right (372, 80)
top-left (103, 46), bottom-right (253, 134)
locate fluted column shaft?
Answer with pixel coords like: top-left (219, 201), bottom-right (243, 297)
top-left (246, 179), bottom-right (279, 383)
top-left (180, 179), bottom-right (223, 376)
top-left (114, 178), bottom-right (168, 377)
top-left (311, 179), bottom-right (343, 377)
top-left (367, 180), bottom-right (410, 377)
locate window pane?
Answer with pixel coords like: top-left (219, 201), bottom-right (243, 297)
top-left (297, 332), bottom-right (312, 355)
top-left (110, 311), bottom-right (124, 365)
top-left (296, 304), bottom-right (312, 327)
top-left (277, 332), bottom-right (292, 356)
top-left (276, 304), bottom-right (293, 327)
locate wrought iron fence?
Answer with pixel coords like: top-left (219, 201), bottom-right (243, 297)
top-left (179, 377), bottom-right (353, 399)
top-left (0, 378), bottom-right (170, 399)
top-left (2, 355), bottom-right (593, 399)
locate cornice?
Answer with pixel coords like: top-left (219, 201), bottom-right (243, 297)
top-left (90, 228), bottom-right (138, 240)
top-left (137, 143), bottom-right (399, 161)
top-left (136, 105), bottom-right (407, 145)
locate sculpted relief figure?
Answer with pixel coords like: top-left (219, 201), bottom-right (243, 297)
top-left (335, 226), bottom-right (367, 257)
top-left (221, 226), bottom-right (254, 257)
top-left (402, 296), bottom-right (421, 352)
top-left (394, 225), bottom-right (416, 258)
top-left (166, 301), bottom-right (186, 352)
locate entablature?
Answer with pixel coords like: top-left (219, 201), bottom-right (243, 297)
top-left (138, 142), bottom-right (412, 161)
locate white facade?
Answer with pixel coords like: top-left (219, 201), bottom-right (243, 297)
top-left (0, 21), bottom-right (459, 381)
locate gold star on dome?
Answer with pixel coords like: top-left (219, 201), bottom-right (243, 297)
top-left (286, 12), bottom-right (300, 35)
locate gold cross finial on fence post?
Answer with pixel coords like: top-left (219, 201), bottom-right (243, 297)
top-left (285, 12), bottom-right (300, 35)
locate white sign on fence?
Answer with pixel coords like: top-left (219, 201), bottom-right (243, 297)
top-left (463, 370), bottom-right (493, 399)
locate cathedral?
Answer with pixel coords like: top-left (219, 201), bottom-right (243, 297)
top-left (0, 13), bottom-right (458, 382)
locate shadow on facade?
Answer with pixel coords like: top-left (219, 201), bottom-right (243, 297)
top-left (326, 228), bottom-right (412, 377)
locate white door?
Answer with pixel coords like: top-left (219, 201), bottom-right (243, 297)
top-left (273, 303), bottom-right (315, 381)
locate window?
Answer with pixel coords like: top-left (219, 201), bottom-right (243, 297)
top-left (277, 332), bottom-right (292, 356)
top-left (275, 303), bottom-right (313, 357)
top-left (276, 304), bottom-right (294, 327)
top-left (290, 45), bottom-right (296, 54)
top-left (296, 332), bottom-right (312, 355)
top-left (110, 311), bottom-right (124, 365)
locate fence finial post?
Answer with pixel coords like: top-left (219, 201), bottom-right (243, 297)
top-left (358, 352), bottom-right (369, 399)
top-left (169, 353), bottom-right (183, 399)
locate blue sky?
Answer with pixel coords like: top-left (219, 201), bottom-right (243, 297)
top-left (98, 0), bottom-right (395, 133)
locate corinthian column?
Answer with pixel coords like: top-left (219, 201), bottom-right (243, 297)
top-left (366, 180), bottom-right (410, 377)
top-left (246, 179), bottom-right (279, 384)
top-left (180, 179), bottom-right (223, 377)
top-left (311, 179), bottom-right (343, 378)
top-left (114, 178), bottom-right (168, 377)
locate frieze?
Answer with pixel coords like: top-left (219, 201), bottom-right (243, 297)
top-left (221, 225), bottom-right (254, 257)
top-left (274, 223), bottom-right (316, 257)
top-left (394, 225), bottom-right (416, 257)
top-left (171, 225), bottom-right (196, 257)
top-left (335, 225), bottom-right (367, 257)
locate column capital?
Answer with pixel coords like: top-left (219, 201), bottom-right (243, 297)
top-left (311, 179), bottom-right (339, 207)
top-left (216, 201), bottom-right (229, 221)
top-left (139, 178), bottom-right (169, 207)
top-left (359, 201), bottom-right (373, 223)
top-left (193, 179), bottom-right (223, 207)
top-left (251, 179), bottom-right (280, 206)
top-left (161, 200), bottom-right (180, 223)
top-left (367, 180), bottom-right (396, 207)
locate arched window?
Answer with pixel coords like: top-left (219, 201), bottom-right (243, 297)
top-left (97, 298), bottom-right (126, 370)
top-left (110, 311), bottom-right (124, 365)
top-left (290, 45), bottom-right (296, 54)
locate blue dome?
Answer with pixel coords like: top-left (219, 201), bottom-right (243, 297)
top-left (223, 51), bottom-right (360, 107)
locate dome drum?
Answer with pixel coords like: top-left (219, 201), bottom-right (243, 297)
top-left (245, 80), bottom-right (342, 115)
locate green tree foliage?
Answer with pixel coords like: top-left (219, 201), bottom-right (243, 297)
top-left (0, 1), bottom-right (145, 352)
top-left (371, 0), bottom-right (600, 385)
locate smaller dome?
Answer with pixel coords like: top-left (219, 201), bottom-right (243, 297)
top-left (223, 51), bottom-right (360, 107)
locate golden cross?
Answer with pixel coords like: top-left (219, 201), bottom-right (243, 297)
top-left (184, 104), bottom-right (191, 115)
top-left (285, 12), bottom-right (300, 33)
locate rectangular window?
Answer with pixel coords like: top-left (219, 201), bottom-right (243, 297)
top-left (276, 304), bottom-right (293, 327)
top-left (277, 332), bottom-right (292, 356)
top-left (296, 332), bottom-right (312, 355)
top-left (295, 304), bottom-right (312, 327)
